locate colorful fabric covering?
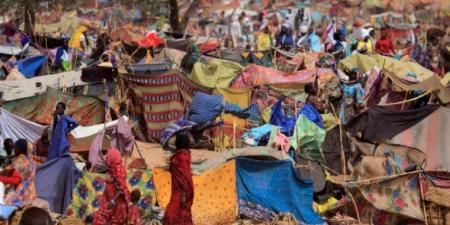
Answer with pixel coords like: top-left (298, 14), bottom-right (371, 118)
top-left (389, 107), bottom-right (450, 171)
top-left (67, 170), bottom-right (156, 222)
top-left (160, 119), bottom-right (197, 148)
top-left (122, 71), bottom-right (209, 140)
top-left (289, 115), bottom-right (326, 162)
top-left (270, 100), bottom-right (297, 135)
top-left (235, 157), bottom-right (325, 225)
top-left (188, 92), bottom-right (223, 124)
top-left (13, 55), bottom-right (48, 78)
top-left (3, 87), bottom-right (104, 126)
top-left (359, 174), bottom-right (424, 221)
top-left (154, 160), bottom-right (237, 225)
top-left (191, 59), bottom-right (242, 88)
top-left (230, 64), bottom-right (335, 89)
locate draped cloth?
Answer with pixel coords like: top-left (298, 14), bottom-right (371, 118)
top-left (93, 149), bottom-right (130, 225)
top-left (0, 108), bottom-right (46, 148)
top-left (163, 149), bottom-right (194, 225)
top-left (235, 158), bottom-right (325, 225)
top-left (35, 155), bottom-right (81, 214)
top-left (48, 115), bottom-right (79, 160)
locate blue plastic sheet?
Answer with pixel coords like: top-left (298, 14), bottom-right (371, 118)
top-left (236, 157), bottom-right (325, 224)
top-left (299, 103), bottom-right (323, 128)
top-left (14, 55), bottom-right (47, 78)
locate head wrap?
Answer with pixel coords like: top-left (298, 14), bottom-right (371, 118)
top-left (107, 148), bottom-right (130, 203)
top-left (300, 25), bottom-right (308, 34)
top-left (361, 28), bottom-right (370, 39)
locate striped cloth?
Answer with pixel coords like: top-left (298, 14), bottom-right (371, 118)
top-left (123, 71), bottom-right (209, 140)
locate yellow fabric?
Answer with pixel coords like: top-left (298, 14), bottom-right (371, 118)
top-left (191, 59), bottom-right (242, 88)
top-left (68, 26), bottom-right (87, 50)
top-left (356, 40), bottom-right (374, 54)
top-left (256, 32), bottom-right (272, 51)
top-left (145, 50), bottom-right (153, 63)
top-left (321, 113), bottom-right (338, 131)
top-left (153, 160), bottom-right (237, 225)
top-left (261, 106), bottom-right (272, 124)
top-left (314, 197), bottom-right (338, 214)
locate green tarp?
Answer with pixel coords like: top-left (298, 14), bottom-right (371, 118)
top-left (191, 59), bottom-right (243, 88)
top-left (3, 87), bottom-right (104, 126)
top-left (289, 115), bottom-right (326, 162)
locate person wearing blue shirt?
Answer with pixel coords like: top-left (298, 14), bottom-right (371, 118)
top-left (276, 24), bottom-right (294, 51)
top-left (47, 102), bottom-right (79, 160)
top-left (308, 28), bottom-right (321, 52)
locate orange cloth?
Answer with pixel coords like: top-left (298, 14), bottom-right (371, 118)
top-left (154, 160), bottom-right (237, 225)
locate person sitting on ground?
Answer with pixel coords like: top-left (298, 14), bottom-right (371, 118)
top-left (19, 207), bottom-right (53, 225)
top-left (163, 133), bottom-right (194, 225)
top-left (93, 148), bottom-right (129, 225)
top-left (47, 102), bottom-right (78, 161)
top-left (0, 139), bottom-right (14, 168)
top-left (0, 139), bottom-right (37, 207)
top-left (375, 27), bottom-right (395, 57)
top-left (128, 189), bottom-right (142, 225)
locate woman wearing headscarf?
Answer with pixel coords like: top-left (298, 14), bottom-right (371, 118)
top-left (163, 133), bottom-right (194, 225)
top-left (0, 139), bottom-right (37, 207)
top-left (93, 148), bottom-right (129, 225)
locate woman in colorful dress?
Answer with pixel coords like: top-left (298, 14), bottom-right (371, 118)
top-left (163, 133), bottom-right (194, 225)
top-left (93, 148), bottom-right (129, 225)
top-left (0, 139), bottom-right (37, 207)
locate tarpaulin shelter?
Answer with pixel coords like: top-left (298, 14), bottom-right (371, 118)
top-left (339, 53), bottom-right (450, 103)
top-left (388, 107), bottom-right (450, 171)
top-left (2, 87), bottom-right (105, 126)
top-left (0, 108), bottom-right (47, 148)
top-left (236, 157), bottom-right (326, 224)
top-left (191, 59), bottom-right (243, 88)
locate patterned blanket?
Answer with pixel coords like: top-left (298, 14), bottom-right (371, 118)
top-left (154, 160), bottom-right (237, 225)
top-left (67, 170), bottom-right (156, 222)
top-left (122, 71), bottom-right (210, 140)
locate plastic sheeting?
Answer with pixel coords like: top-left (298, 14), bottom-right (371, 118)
top-left (0, 108), bottom-right (46, 148)
top-left (235, 157), bottom-right (325, 225)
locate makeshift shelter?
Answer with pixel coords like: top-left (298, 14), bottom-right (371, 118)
top-left (388, 107), bottom-right (450, 171)
top-left (191, 59), bottom-right (243, 88)
top-left (0, 108), bottom-right (47, 148)
top-left (236, 157), bottom-right (326, 224)
top-left (2, 87), bottom-right (105, 126)
top-left (339, 53), bottom-right (450, 103)
top-left (14, 55), bottom-right (48, 78)
top-left (121, 70), bottom-right (210, 141)
top-left (154, 160), bottom-right (238, 225)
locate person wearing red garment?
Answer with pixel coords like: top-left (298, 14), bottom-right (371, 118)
top-left (93, 148), bottom-right (129, 225)
top-left (163, 133), bottom-right (194, 225)
top-left (375, 28), bottom-right (396, 57)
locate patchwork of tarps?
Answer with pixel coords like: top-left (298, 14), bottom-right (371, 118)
top-left (0, 108), bottom-right (47, 148)
top-left (67, 170), bottom-right (156, 222)
top-left (389, 107), bottom-right (450, 171)
top-left (122, 71), bottom-right (209, 140)
top-left (235, 157), bottom-right (325, 225)
top-left (3, 87), bottom-right (105, 126)
top-left (153, 160), bottom-right (237, 225)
